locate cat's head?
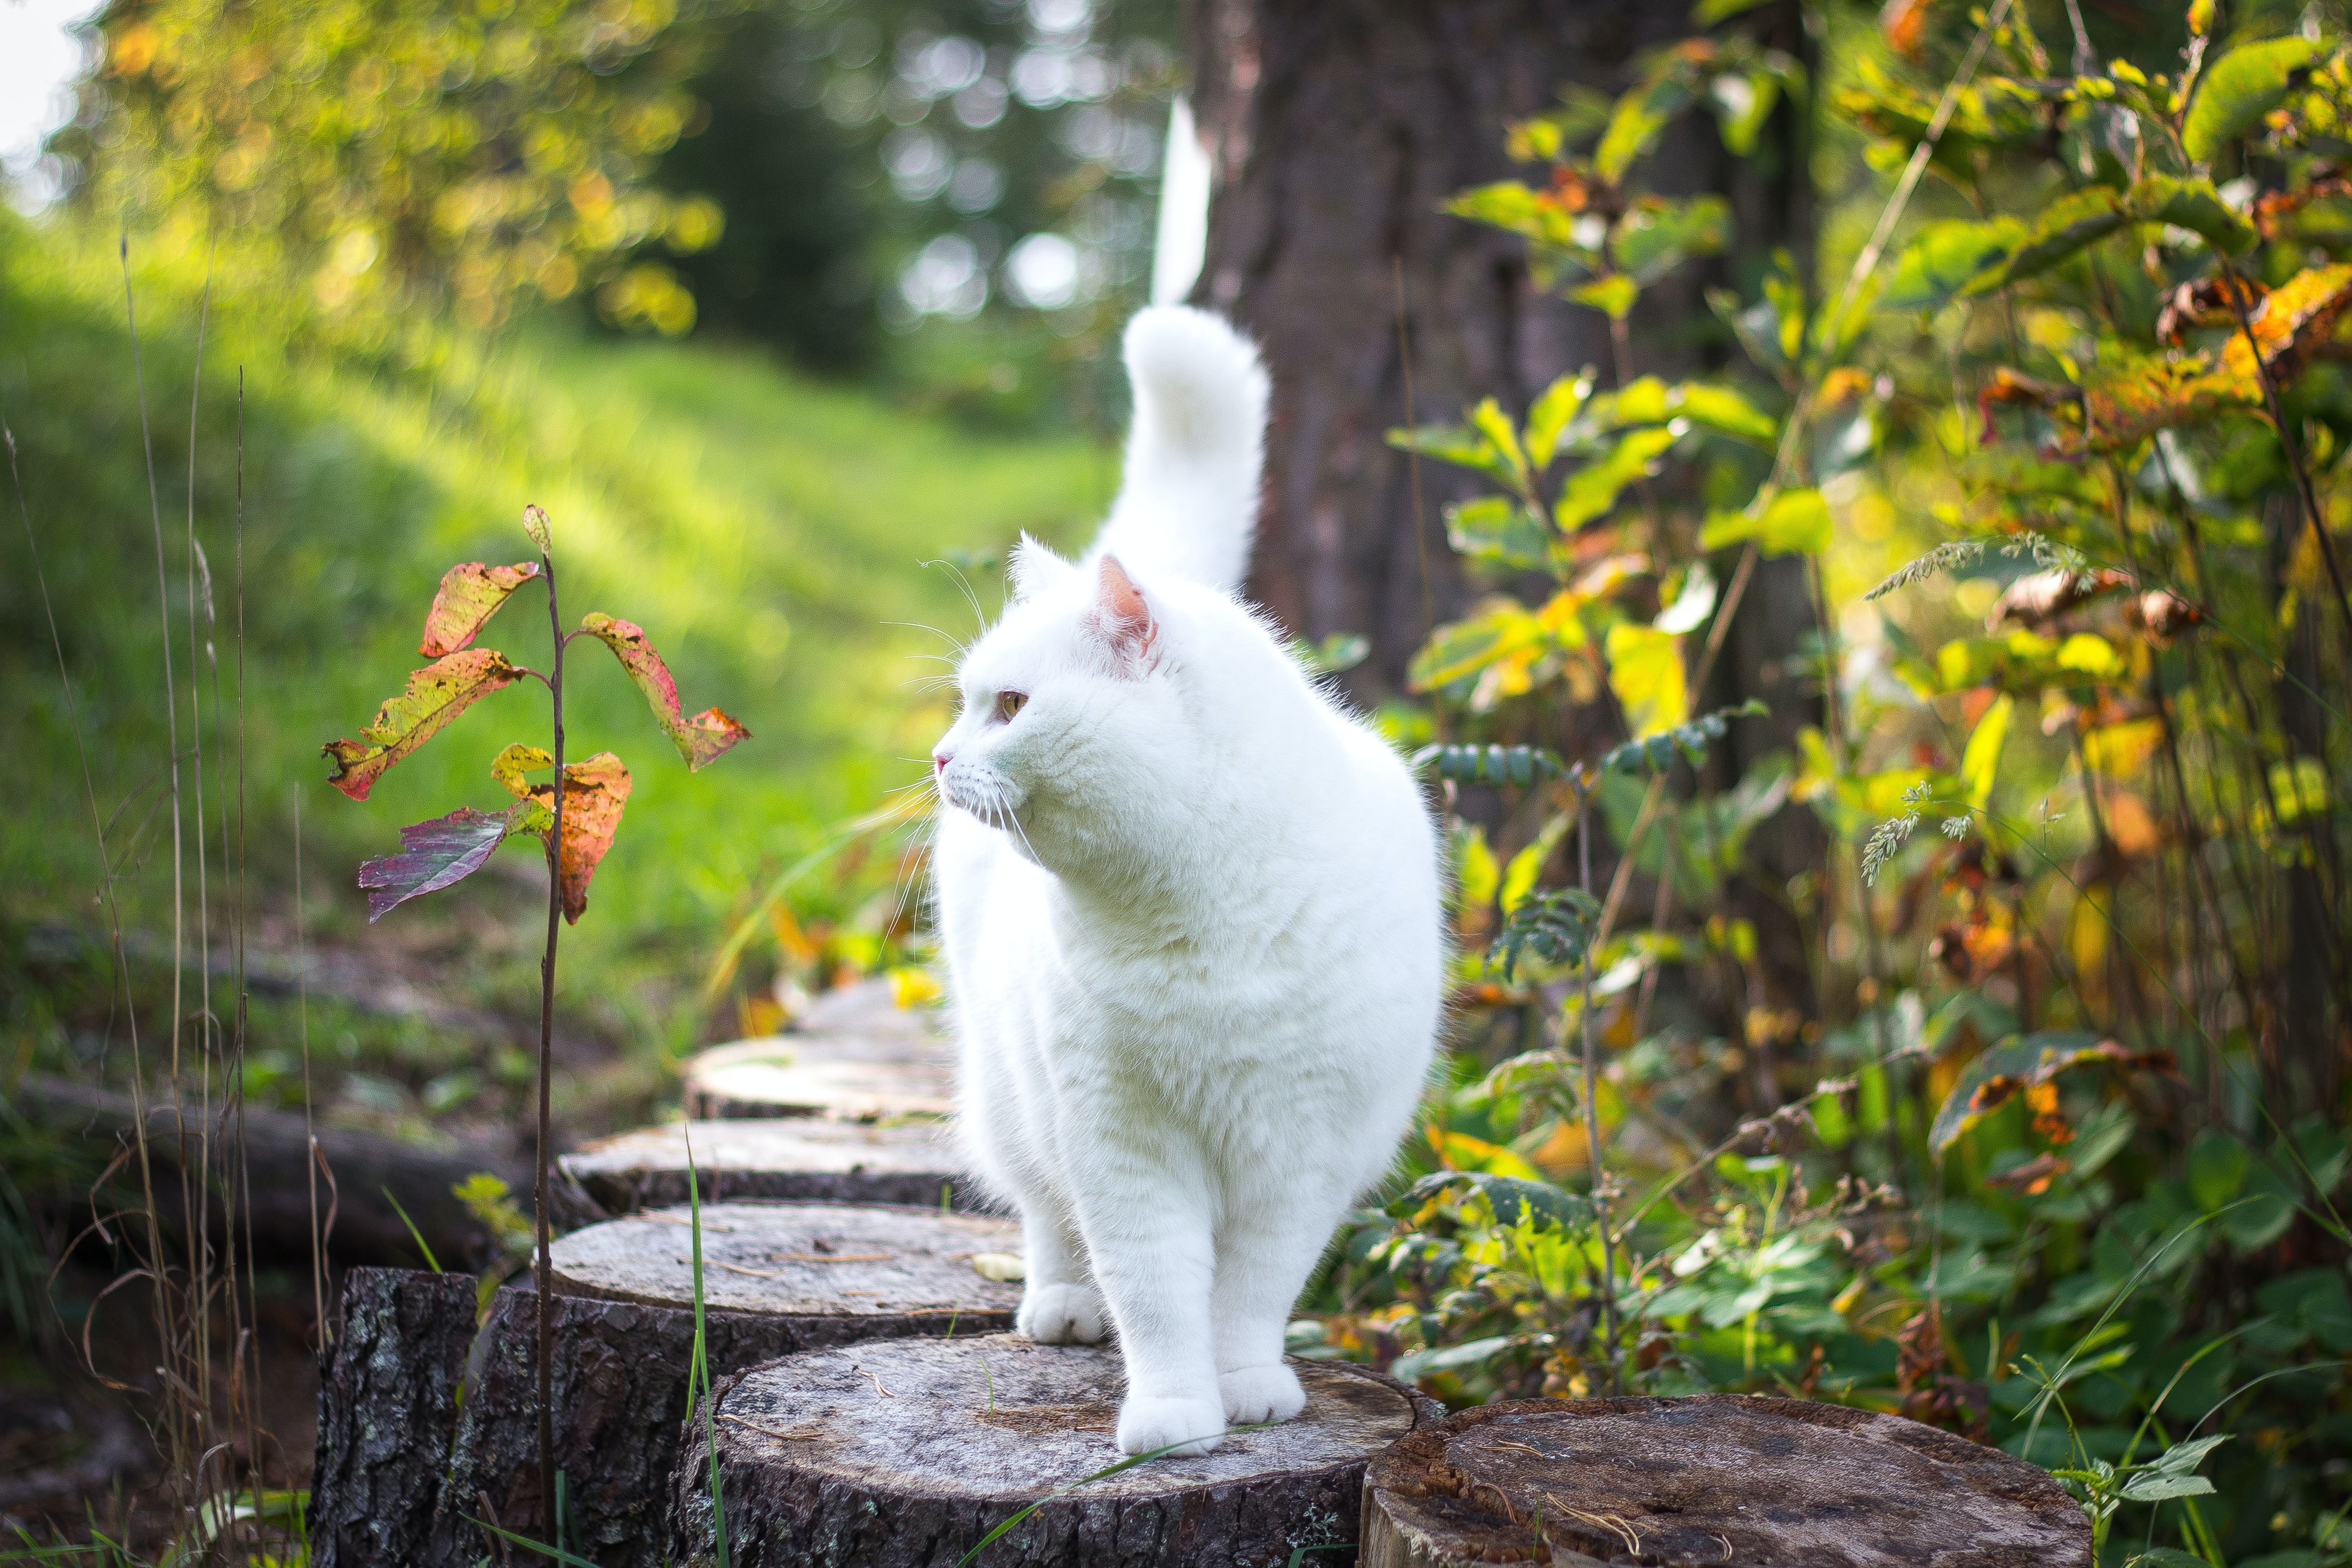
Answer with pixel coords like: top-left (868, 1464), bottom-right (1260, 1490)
top-left (931, 541), bottom-right (1206, 865)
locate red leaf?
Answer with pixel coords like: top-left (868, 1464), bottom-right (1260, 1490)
top-left (577, 612), bottom-right (750, 770)
top-left (491, 743), bottom-right (633, 923)
top-left (356, 803), bottom-right (533, 923)
top-left (419, 561), bottom-right (542, 657)
top-left (323, 649), bottom-right (523, 801)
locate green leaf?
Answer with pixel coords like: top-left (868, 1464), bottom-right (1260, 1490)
top-left (1884, 219), bottom-right (2026, 313)
top-left (1928, 1031), bottom-right (2167, 1150)
top-left (1501, 814), bottom-right (1573, 915)
top-left (1454, 824), bottom-right (1500, 912)
top-left (2183, 37), bottom-right (2324, 163)
top-left (2126, 1549), bottom-right (2217, 1567)
top-left (1711, 66), bottom-right (1783, 156)
top-left (2133, 174), bottom-right (2259, 255)
top-left (1410, 600), bottom-right (1546, 691)
top-left (1693, 0), bottom-right (1776, 22)
top-left (1399, 1169), bottom-right (1593, 1229)
top-left (1444, 497), bottom-right (1551, 570)
top-left (1612, 194), bottom-right (1731, 282)
top-left (1493, 886), bottom-right (1603, 980)
top-left (1570, 274), bottom-right (1641, 319)
top-left (1604, 622), bottom-right (1688, 737)
top-left (1417, 743), bottom-right (1571, 789)
top-left (1388, 1334), bottom-right (1515, 1383)
top-left (1300, 631), bottom-right (1370, 675)
top-left (322, 648), bottom-right (524, 802)
top-left (1524, 370), bottom-right (1597, 467)
top-left (1470, 397), bottom-right (1529, 480)
top-left (418, 560), bottom-right (542, 658)
top-left (1972, 186), bottom-right (2132, 291)
top-left (578, 613), bottom-right (751, 770)
top-left (1447, 180), bottom-right (1580, 248)
top-left (1386, 421), bottom-right (1522, 486)
top-left (1701, 487), bottom-right (1832, 556)
top-left (522, 503), bottom-right (553, 555)
top-left (2120, 1474), bottom-right (2217, 1502)
top-left (2187, 1128), bottom-right (2250, 1211)
top-left (1598, 700), bottom-right (1768, 774)
top-left (1671, 383), bottom-right (1780, 444)
top-left (1559, 426), bottom-right (1678, 530)
top-left (356, 802), bottom-right (538, 923)
top-left (2220, 1158), bottom-right (2299, 1251)
top-left (1961, 694), bottom-right (2012, 809)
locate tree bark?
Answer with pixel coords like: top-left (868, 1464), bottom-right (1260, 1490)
top-left (669, 1334), bottom-right (1442, 1567)
top-left (307, 1267), bottom-right (482, 1568)
top-left (431, 1202), bottom-right (1022, 1567)
top-left (1360, 1394), bottom-right (2091, 1567)
top-left (563, 1118), bottom-right (989, 1216)
top-left (1188, 0), bottom-right (1825, 1033)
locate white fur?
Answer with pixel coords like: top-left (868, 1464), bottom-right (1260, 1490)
top-left (929, 306), bottom-right (1442, 1457)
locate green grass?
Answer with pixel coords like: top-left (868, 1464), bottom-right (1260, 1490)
top-left (0, 213), bottom-right (1113, 1080)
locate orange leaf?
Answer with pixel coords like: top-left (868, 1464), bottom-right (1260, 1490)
top-left (492, 743), bottom-right (632, 923)
top-left (577, 612), bottom-right (750, 770)
top-left (419, 561), bottom-right (541, 657)
top-left (322, 649), bottom-right (522, 801)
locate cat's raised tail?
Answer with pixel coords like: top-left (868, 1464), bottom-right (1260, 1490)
top-left (1086, 305), bottom-right (1270, 595)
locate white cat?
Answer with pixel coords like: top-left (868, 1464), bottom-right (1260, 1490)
top-left (928, 306), bottom-right (1443, 1457)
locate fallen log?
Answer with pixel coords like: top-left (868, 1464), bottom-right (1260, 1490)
top-left (307, 1267), bottom-right (481, 1568)
top-left (17, 1074), bottom-right (551, 1271)
top-left (562, 1117), bottom-right (988, 1215)
top-left (681, 980), bottom-right (952, 1121)
top-left (669, 1334), bottom-right (1440, 1567)
top-left (1359, 1393), bottom-right (2092, 1567)
top-left (429, 1201), bottom-right (1021, 1567)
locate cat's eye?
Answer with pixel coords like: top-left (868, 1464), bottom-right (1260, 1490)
top-left (995, 690), bottom-right (1028, 722)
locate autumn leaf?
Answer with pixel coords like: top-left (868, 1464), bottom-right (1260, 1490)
top-left (355, 800), bottom-right (547, 923)
top-left (322, 648), bottom-right (523, 801)
top-left (1604, 621), bottom-right (1688, 737)
top-left (491, 743), bottom-right (634, 923)
top-left (419, 561), bottom-right (542, 657)
top-left (576, 613), bottom-right (751, 770)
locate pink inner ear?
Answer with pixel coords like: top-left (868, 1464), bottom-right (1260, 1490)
top-left (1094, 555), bottom-right (1154, 647)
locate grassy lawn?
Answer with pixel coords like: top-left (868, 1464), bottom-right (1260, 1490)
top-left (0, 215), bottom-right (1114, 1123)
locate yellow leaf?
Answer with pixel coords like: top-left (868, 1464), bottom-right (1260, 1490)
top-left (1700, 486), bottom-right (1832, 556)
top-left (1604, 622), bottom-right (1689, 737)
top-left (1428, 1125), bottom-right (1546, 1179)
top-left (2082, 717), bottom-right (2163, 778)
top-left (1962, 694), bottom-right (2013, 809)
top-left (1454, 824), bottom-right (1500, 912)
top-left (1501, 814), bottom-right (1574, 915)
top-left (889, 965), bottom-right (943, 1008)
top-left (2055, 633), bottom-right (2124, 679)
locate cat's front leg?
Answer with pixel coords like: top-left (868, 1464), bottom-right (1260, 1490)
top-left (1013, 1203), bottom-right (1106, 1344)
top-left (1078, 1188), bottom-right (1225, 1456)
top-left (1210, 1204), bottom-right (1344, 1425)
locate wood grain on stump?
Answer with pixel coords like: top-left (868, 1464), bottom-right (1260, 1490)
top-left (562, 1117), bottom-right (985, 1215)
top-left (1361, 1394), bottom-right (2091, 1568)
top-left (307, 1267), bottom-right (481, 1568)
top-left (434, 1203), bottom-right (1020, 1567)
top-left (669, 1333), bottom-right (1442, 1568)
top-left (681, 981), bottom-right (952, 1121)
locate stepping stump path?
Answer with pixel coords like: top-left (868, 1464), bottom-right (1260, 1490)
top-left (426, 1202), bottom-right (1020, 1568)
top-left (680, 979), bottom-right (953, 1121)
top-left (563, 1117), bottom-right (985, 1216)
top-left (669, 1333), bottom-right (1441, 1568)
top-left (1361, 1394), bottom-right (2092, 1567)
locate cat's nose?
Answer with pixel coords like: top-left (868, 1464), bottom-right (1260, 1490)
top-left (932, 751), bottom-right (950, 774)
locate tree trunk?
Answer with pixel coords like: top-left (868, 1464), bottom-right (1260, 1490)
top-left (563, 1118), bottom-right (988, 1216)
top-left (430, 1202), bottom-right (1022, 1567)
top-left (1188, 0), bottom-right (1825, 1035)
top-left (307, 1267), bottom-right (482, 1568)
top-left (1360, 1394), bottom-right (2090, 1567)
top-left (669, 1334), bottom-right (1442, 1567)
top-left (681, 980), bottom-right (954, 1121)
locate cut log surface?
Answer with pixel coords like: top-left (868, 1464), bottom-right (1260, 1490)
top-left (307, 1267), bottom-right (481, 1568)
top-left (682, 980), bottom-right (953, 1120)
top-left (432, 1203), bottom-right (1020, 1567)
top-left (670, 1333), bottom-right (1441, 1568)
top-left (1361, 1394), bottom-right (2092, 1568)
top-left (563, 1117), bottom-right (986, 1215)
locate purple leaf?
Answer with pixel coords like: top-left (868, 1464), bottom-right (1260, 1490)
top-left (357, 804), bottom-right (522, 922)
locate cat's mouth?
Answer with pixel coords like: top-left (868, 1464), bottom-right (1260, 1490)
top-left (938, 766), bottom-right (1025, 827)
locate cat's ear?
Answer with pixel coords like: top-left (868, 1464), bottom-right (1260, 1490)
top-left (1086, 554), bottom-right (1158, 667)
top-left (1008, 534), bottom-right (1078, 601)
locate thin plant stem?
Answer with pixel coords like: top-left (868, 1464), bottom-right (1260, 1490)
top-left (1576, 792), bottom-right (1621, 1393)
top-left (536, 536), bottom-right (567, 1542)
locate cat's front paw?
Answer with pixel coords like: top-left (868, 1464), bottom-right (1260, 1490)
top-left (1218, 1363), bottom-right (1305, 1425)
top-left (1116, 1393), bottom-right (1226, 1457)
top-left (1016, 1282), bottom-right (1107, 1344)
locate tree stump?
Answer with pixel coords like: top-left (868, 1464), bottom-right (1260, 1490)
top-left (682, 980), bottom-right (952, 1121)
top-left (563, 1118), bottom-right (987, 1215)
top-left (307, 1267), bottom-right (482, 1568)
top-left (1360, 1394), bottom-right (2092, 1568)
top-left (433, 1202), bottom-right (1020, 1567)
top-left (668, 1333), bottom-right (1442, 1567)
